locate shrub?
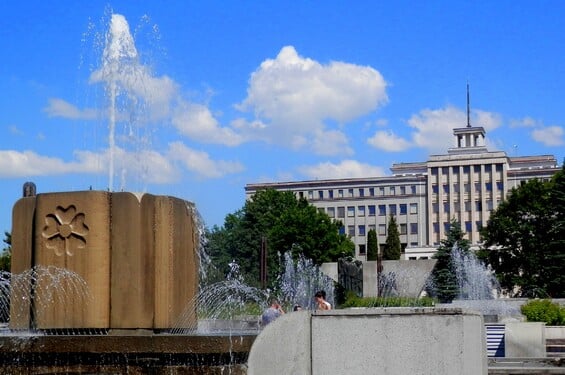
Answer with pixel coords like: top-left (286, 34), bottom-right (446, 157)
top-left (340, 294), bottom-right (434, 308)
top-left (520, 299), bottom-right (565, 326)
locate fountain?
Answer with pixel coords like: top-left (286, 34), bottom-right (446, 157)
top-left (0, 190), bottom-right (258, 373)
top-left (0, 12), bottom-right (256, 373)
top-left (278, 252), bottom-right (335, 311)
top-left (172, 261), bottom-right (268, 334)
top-left (441, 244), bottom-right (522, 321)
top-left (88, 12), bottom-right (166, 193)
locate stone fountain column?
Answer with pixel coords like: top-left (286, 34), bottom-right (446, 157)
top-left (10, 191), bottom-right (199, 331)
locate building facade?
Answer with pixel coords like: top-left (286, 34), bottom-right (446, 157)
top-left (245, 124), bottom-right (559, 261)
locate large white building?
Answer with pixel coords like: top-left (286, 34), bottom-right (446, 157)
top-left (245, 123), bottom-right (559, 261)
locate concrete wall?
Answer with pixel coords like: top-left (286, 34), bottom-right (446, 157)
top-left (247, 307), bottom-right (487, 375)
top-left (323, 259), bottom-right (436, 298)
top-left (504, 322), bottom-right (546, 358)
top-left (545, 326), bottom-right (565, 340)
top-left (320, 262), bottom-right (338, 282)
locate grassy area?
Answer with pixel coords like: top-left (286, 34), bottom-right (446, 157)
top-left (340, 293), bottom-right (435, 308)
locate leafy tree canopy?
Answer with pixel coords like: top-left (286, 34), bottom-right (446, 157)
top-left (205, 188), bottom-right (354, 287)
top-left (0, 231), bottom-right (11, 272)
top-left (480, 164), bottom-right (565, 298)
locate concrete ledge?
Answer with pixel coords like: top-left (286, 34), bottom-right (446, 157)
top-left (248, 307), bottom-right (487, 375)
top-left (312, 306), bottom-right (482, 316)
top-left (0, 333), bottom-right (256, 374)
top-left (488, 357), bottom-right (565, 374)
top-left (505, 322), bottom-right (546, 358)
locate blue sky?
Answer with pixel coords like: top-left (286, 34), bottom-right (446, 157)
top-left (1, 1), bottom-right (564, 235)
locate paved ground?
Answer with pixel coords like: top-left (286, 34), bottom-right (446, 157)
top-left (489, 357), bottom-right (565, 374)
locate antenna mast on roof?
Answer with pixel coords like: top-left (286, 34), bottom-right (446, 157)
top-left (466, 82), bottom-right (471, 127)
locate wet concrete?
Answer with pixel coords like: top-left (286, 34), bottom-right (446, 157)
top-left (0, 332), bottom-right (256, 374)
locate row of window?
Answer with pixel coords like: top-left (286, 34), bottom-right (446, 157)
top-left (300, 185), bottom-right (419, 200)
top-left (431, 200), bottom-right (498, 213)
top-left (358, 243), bottom-right (416, 256)
top-left (321, 203), bottom-right (419, 218)
top-left (340, 222), bottom-right (420, 237)
top-left (431, 182), bottom-right (504, 194)
top-left (430, 164), bottom-right (503, 175)
top-left (343, 219), bottom-right (482, 240)
top-left (432, 221), bottom-right (483, 233)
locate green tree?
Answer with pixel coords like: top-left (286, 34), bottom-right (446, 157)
top-left (0, 231), bottom-right (11, 272)
top-left (366, 229), bottom-right (378, 261)
top-left (206, 189), bottom-right (354, 288)
top-left (480, 166), bottom-right (565, 298)
top-left (383, 214), bottom-right (401, 260)
top-left (546, 163), bottom-right (565, 297)
top-left (430, 219), bottom-right (470, 303)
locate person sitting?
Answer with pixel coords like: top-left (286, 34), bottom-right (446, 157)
top-left (314, 290), bottom-right (332, 310)
top-left (261, 298), bottom-right (285, 327)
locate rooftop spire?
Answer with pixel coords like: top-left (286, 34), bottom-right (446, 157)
top-left (466, 82), bottom-right (471, 127)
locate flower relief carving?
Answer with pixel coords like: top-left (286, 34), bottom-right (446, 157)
top-left (42, 205), bottom-right (89, 256)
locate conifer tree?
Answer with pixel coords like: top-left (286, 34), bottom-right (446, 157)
top-left (383, 214), bottom-right (401, 260)
top-left (431, 219), bottom-right (470, 303)
top-left (366, 228), bottom-right (378, 261)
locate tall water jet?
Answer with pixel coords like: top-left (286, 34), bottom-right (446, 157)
top-left (441, 244), bottom-right (522, 320)
top-left (279, 252), bottom-right (335, 310)
top-left (89, 13), bottom-right (165, 192)
top-left (451, 245), bottom-right (499, 300)
top-left (91, 14), bottom-right (135, 191)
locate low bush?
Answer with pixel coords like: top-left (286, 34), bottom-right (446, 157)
top-left (520, 299), bottom-right (565, 326)
top-left (340, 292), bottom-right (435, 308)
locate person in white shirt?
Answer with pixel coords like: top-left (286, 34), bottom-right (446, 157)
top-left (314, 290), bottom-right (331, 310)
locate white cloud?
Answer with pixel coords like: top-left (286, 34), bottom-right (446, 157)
top-left (298, 159), bottom-right (386, 180)
top-left (44, 98), bottom-right (97, 120)
top-left (311, 129), bottom-right (353, 156)
top-left (168, 142), bottom-right (244, 179)
top-left (9, 125), bottom-right (24, 135)
top-left (531, 126), bottom-right (564, 146)
top-left (375, 118), bottom-right (389, 127)
top-left (508, 117), bottom-right (564, 147)
top-left (89, 22), bottom-right (245, 147)
top-left (367, 130), bottom-right (411, 152)
top-left (0, 148), bottom-right (177, 185)
top-left (0, 150), bottom-right (81, 177)
top-left (236, 45), bottom-right (388, 155)
top-left (509, 116), bottom-right (541, 128)
top-left (407, 106), bottom-right (501, 154)
top-left (172, 102), bottom-right (244, 146)
top-left (74, 148), bottom-right (177, 185)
